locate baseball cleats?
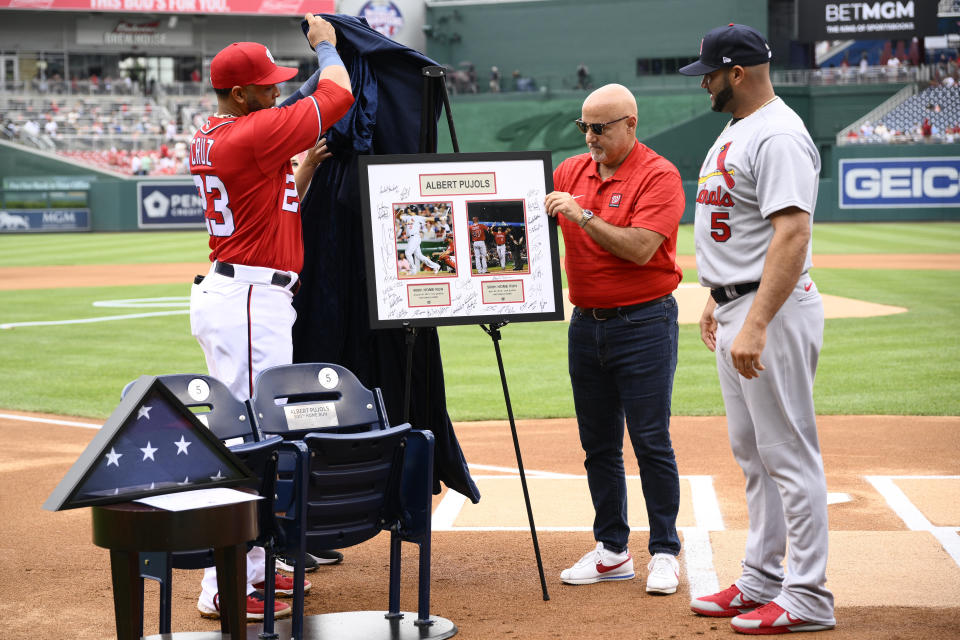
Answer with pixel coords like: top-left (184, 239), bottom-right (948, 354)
top-left (432, 264), bottom-right (441, 273)
top-left (275, 550), bottom-right (343, 573)
top-left (198, 590), bottom-right (292, 621)
top-left (252, 571), bottom-right (311, 597)
top-left (691, 584), bottom-right (767, 617)
top-left (560, 542), bottom-right (634, 585)
top-left (645, 553), bottom-right (680, 594)
top-left (730, 602), bottom-right (835, 635)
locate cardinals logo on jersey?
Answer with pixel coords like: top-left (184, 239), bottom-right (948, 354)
top-left (716, 142), bottom-right (735, 188)
top-left (697, 140), bottom-right (736, 188)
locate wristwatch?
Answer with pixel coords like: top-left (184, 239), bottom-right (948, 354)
top-left (578, 209), bottom-right (595, 228)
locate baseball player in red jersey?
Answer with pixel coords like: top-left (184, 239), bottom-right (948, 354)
top-left (492, 227), bottom-right (508, 269)
top-left (469, 216), bottom-right (489, 273)
top-left (188, 14), bottom-right (353, 621)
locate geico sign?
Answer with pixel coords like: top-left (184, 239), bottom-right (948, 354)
top-left (845, 166), bottom-right (958, 199)
top-left (839, 159), bottom-right (960, 208)
top-left (825, 2), bottom-right (914, 22)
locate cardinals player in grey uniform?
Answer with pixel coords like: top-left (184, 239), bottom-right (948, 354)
top-left (396, 206), bottom-right (441, 274)
top-left (679, 24), bottom-right (835, 635)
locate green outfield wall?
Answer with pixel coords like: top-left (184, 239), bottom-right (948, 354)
top-left (424, 0), bottom-right (766, 92)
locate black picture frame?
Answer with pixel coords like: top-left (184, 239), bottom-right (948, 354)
top-left (358, 151), bottom-right (563, 329)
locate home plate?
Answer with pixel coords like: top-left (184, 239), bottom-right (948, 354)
top-left (828, 492), bottom-right (852, 505)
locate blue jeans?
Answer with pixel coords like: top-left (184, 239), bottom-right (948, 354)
top-left (568, 295), bottom-right (681, 556)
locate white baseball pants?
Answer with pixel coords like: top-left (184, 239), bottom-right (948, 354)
top-left (190, 261), bottom-right (297, 607)
top-left (405, 235), bottom-right (439, 273)
top-left (473, 240), bottom-right (487, 273)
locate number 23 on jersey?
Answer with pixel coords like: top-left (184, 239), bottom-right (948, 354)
top-left (193, 173), bottom-right (298, 237)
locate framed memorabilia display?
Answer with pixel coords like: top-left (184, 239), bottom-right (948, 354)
top-left (358, 151), bottom-right (563, 328)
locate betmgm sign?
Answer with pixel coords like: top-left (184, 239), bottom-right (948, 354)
top-left (137, 181), bottom-right (206, 229)
top-left (839, 158), bottom-right (960, 209)
top-left (798, 2), bottom-right (938, 40)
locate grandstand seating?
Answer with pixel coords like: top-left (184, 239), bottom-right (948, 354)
top-left (840, 86), bottom-right (960, 144)
top-left (0, 92), bottom-right (197, 175)
top-left (0, 87), bottom-right (300, 176)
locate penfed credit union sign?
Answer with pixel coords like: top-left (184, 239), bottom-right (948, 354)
top-left (798, 1), bottom-right (938, 40)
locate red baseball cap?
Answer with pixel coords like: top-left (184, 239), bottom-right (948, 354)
top-left (210, 42), bottom-right (298, 89)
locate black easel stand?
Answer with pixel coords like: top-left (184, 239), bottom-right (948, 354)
top-left (402, 325), bottom-right (417, 424)
top-left (480, 320), bottom-right (550, 601)
top-left (409, 66), bottom-right (548, 601)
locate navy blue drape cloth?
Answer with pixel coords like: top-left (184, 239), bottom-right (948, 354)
top-left (292, 14), bottom-right (480, 503)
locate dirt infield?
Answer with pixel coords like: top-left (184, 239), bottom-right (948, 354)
top-left (2, 412), bottom-right (958, 640)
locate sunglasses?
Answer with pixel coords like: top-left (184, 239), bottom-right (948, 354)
top-left (574, 115), bottom-right (629, 135)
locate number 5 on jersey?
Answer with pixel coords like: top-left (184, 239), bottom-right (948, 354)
top-left (710, 211), bottom-right (732, 242)
top-left (194, 174), bottom-right (235, 237)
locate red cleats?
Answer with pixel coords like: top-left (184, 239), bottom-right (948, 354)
top-left (691, 584), bottom-right (767, 617)
top-left (731, 601), bottom-right (835, 635)
top-left (253, 571), bottom-right (311, 597)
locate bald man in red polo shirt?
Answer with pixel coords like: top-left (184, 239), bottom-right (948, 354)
top-left (545, 83), bottom-right (685, 596)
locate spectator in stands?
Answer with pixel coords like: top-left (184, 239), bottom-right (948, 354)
top-left (140, 153), bottom-right (153, 175)
top-left (513, 69), bottom-right (536, 92)
top-left (22, 119), bottom-right (40, 139)
top-left (860, 120), bottom-right (874, 138)
top-left (131, 154), bottom-right (142, 175)
top-left (489, 66), bottom-right (500, 93)
top-left (576, 63), bottom-right (592, 90)
top-left (3, 116), bottom-right (18, 140)
top-left (859, 52), bottom-right (869, 76)
top-left (165, 120), bottom-right (177, 141)
top-left (44, 116), bottom-right (57, 138)
top-left (874, 122), bottom-right (892, 142)
top-left (190, 68), bottom-right (201, 83)
top-left (922, 118), bottom-right (932, 141)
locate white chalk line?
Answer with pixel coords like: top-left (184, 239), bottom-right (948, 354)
top-left (8, 412), bottom-right (957, 589)
top-left (1, 296), bottom-right (189, 329)
top-left (0, 412), bottom-right (101, 429)
top-left (865, 475), bottom-right (960, 568)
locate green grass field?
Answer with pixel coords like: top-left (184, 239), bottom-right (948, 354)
top-left (0, 222), bottom-right (958, 420)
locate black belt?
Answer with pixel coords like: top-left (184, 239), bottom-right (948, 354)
top-left (578, 294), bottom-right (672, 321)
top-left (711, 281), bottom-right (760, 305)
top-left (210, 261), bottom-right (300, 294)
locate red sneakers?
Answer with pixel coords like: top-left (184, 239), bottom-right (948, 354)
top-left (731, 602), bottom-right (835, 635)
top-left (198, 590), bottom-right (292, 621)
top-left (690, 584), bottom-right (767, 617)
top-left (253, 571), bottom-right (312, 597)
